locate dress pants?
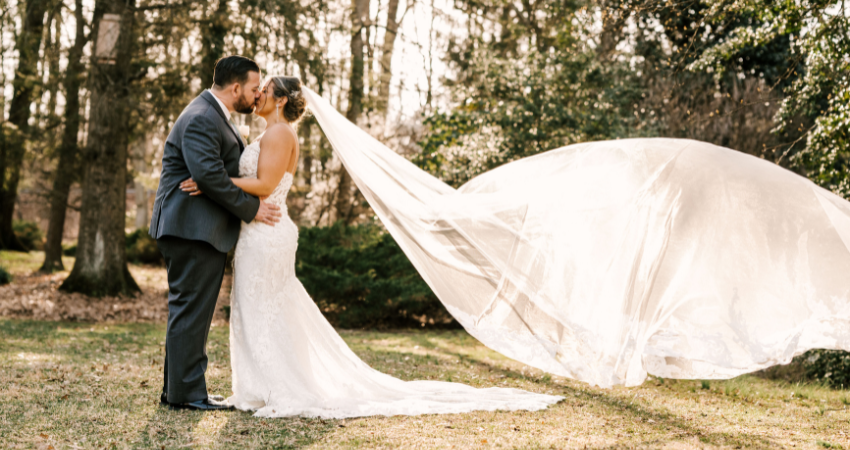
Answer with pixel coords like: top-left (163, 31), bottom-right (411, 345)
top-left (156, 235), bottom-right (228, 404)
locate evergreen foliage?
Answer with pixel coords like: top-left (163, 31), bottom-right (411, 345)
top-left (296, 222), bottom-right (456, 329)
top-left (12, 221), bottom-right (43, 252)
top-left (801, 349), bottom-right (850, 389)
top-left (692, 0), bottom-right (850, 197)
top-left (125, 228), bottom-right (162, 265)
top-left (0, 266), bottom-right (11, 285)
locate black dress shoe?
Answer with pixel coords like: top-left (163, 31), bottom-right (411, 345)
top-left (169, 397), bottom-right (235, 411)
top-left (160, 393), bottom-right (225, 406)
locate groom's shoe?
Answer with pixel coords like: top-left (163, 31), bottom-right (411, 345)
top-left (160, 393), bottom-right (225, 407)
top-left (169, 397), bottom-right (235, 411)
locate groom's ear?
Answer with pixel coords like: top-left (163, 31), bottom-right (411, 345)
top-left (230, 81), bottom-right (243, 98)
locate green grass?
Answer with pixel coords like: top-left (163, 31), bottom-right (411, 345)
top-left (0, 250), bottom-right (75, 275)
top-left (1, 319), bottom-right (849, 449)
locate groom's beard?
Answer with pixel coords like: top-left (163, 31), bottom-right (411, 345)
top-left (234, 94), bottom-right (256, 114)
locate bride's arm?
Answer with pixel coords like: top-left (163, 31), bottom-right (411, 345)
top-left (181, 125), bottom-right (297, 197)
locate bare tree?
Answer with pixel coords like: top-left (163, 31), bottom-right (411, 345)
top-left (336, 0), bottom-right (371, 224)
top-left (61, 0), bottom-right (140, 296)
top-left (0, 0), bottom-right (51, 251)
top-left (375, 0), bottom-right (409, 114)
top-left (40, 0), bottom-right (87, 273)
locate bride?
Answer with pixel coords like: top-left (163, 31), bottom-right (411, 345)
top-left (182, 75), bottom-right (564, 418)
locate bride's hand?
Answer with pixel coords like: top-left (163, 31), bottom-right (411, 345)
top-left (180, 178), bottom-right (203, 196)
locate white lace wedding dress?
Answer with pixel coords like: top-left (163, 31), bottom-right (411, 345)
top-left (226, 138), bottom-right (564, 418)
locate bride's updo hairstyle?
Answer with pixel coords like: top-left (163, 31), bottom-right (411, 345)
top-left (270, 76), bottom-right (308, 125)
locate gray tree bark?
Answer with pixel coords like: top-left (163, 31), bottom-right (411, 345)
top-left (131, 135), bottom-right (152, 230)
top-left (336, 0), bottom-right (370, 224)
top-left (61, 0), bottom-right (140, 296)
top-left (0, 0), bottom-right (51, 251)
top-left (41, 0), bottom-right (87, 273)
top-left (375, 0), bottom-right (405, 114)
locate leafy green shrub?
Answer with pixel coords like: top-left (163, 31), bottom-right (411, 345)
top-left (125, 228), bottom-right (162, 264)
top-left (297, 222), bottom-right (457, 329)
top-left (802, 349), bottom-right (850, 389)
top-left (0, 266), bottom-right (11, 285)
top-left (13, 220), bottom-right (43, 251)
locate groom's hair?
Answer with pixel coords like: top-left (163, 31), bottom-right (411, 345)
top-left (212, 56), bottom-right (260, 89)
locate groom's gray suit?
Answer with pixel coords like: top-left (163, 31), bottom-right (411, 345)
top-left (150, 90), bottom-right (260, 404)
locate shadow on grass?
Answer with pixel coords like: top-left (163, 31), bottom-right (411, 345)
top-left (355, 333), bottom-right (783, 449)
top-left (133, 397), bottom-right (335, 449)
top-left (455, 351), bottom-right (781, 449)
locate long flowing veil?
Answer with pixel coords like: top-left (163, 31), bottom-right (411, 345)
top-left (303, 87), bottom-right (850, 388)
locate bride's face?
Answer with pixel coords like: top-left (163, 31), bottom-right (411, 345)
top-left (256, 79), bottom-right (285, 119)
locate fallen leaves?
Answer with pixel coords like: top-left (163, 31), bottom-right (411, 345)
top-left (0, 265), bottom-right (232, 324)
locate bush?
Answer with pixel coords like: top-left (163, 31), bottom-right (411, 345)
top-left (13, 220), bottom-right (43, 251)
top-left (297, 222), bottom-right (458, 329)
top-left (0, 266), bottom-right (11, 285)
top-left (125, 228), bottom-right (162, 264)
top-left (801, 349), bottom-right (850, 389)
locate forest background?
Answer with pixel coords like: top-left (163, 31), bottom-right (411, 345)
top-left (1, 0), bottom-right (849, 380)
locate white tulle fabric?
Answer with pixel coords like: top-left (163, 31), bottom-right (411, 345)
top-left (302, 87), bottom-right (850, 389)
top-left (227, 138), bottom-right (564, 418)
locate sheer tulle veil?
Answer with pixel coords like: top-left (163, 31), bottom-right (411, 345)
top-left (302, 87), bottom-right (850, 388)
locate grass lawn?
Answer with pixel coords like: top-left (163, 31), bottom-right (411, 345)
top-left (0, 319), bottom-right (848, 449)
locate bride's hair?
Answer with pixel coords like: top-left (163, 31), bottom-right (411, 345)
top-left (270, 76), bottom-right (308, 125)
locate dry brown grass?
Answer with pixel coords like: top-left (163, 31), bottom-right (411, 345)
top-left (1, 251), bottom-right (849, 449)
top-left (0, 320), bottom-right (848, 449)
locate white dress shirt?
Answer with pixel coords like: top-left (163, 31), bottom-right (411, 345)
top-left (210, 90), bottom-right (230, 120)
top-left (209, 90), bottom-right (232, 121)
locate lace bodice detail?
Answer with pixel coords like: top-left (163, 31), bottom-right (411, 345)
top-left (238, 139), bottom-right (294, 209)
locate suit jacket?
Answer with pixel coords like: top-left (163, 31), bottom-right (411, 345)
top-left (149, 90), bottom-right (260, 253)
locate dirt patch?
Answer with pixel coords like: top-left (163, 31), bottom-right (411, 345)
top-left (0, 263), bottom-right (232, 324)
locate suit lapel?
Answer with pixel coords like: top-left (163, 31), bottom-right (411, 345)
top-left (200, 90), bottom-right (246, 152)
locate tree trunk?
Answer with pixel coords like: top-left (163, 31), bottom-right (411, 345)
top-left (41, 0), bottom-right (87, 273)
top-left (336, 0), bottom-right (370, 224)
top-left (61, 0), bottom-right (140, 296)
top-left (0, 0), bottom-right (50, 251)
top-left (45, 7), bottom-right (61, 132)
top-left (132, 135), bottom-right (152, 230)
top-left (199, 0), bottom-right (229, 90)
top-left (375, 0), bottom-right (404, 114)
top-left (298, 65), bottom-right (313, 187)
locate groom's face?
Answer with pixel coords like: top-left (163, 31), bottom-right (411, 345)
top-left (233, 71), bottom-right (262, 114)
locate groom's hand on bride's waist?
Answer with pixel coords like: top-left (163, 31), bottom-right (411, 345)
top-left (255, 200), bottom-right (282, 226)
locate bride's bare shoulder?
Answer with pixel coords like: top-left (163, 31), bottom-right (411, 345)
top-left (259, 123), bottom-right (297, 150)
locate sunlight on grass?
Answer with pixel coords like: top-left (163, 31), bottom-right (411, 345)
top-left (0, 319), bottom-right (848, 449)
top-left (0, 250), bottom-right (74, 275)
top-left (192, 412), bottom-right (230, 448)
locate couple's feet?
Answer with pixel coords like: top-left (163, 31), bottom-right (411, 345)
top-left (160, 393), bottom-right (234, 411)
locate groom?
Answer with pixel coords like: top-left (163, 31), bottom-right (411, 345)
top-left (150, 55), bottom-right (282, 410)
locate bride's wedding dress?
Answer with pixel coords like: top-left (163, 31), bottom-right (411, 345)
top-left (227, 137), bottom-right (564, 418)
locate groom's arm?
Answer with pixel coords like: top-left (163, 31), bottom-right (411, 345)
top-left (182, 114), bottom-right (260, 223)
